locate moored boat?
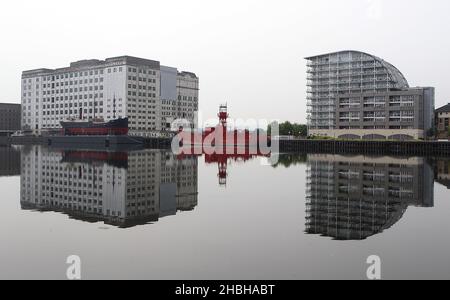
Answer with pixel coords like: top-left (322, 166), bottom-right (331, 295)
top-left (60, 117), bottom-right (129, 136)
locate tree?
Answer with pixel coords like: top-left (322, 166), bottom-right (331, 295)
top-left (426, 127), bottom-right (436, 140)
top-left (267, 121), bottom-right (307, 137)
top-left (292, 123), bottom-right (308, 137)
top-left (272, 154), bottom-right (308, 168)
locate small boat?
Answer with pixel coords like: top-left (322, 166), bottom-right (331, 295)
top-left (60, 117), bottom-right (129, 136)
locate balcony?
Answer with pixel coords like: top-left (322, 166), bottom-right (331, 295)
top-left (389, 174), bottom-right (413, 183)
top-left (389, 119), bottom-right (401, 124)
top-left (363, 173), bottom-right (385, 181)
top-left (338, 171), bottom-right (360, 180)
top-left (307, 74), bottom-right (320, 80)
top-left (362, 63), bottom-right (376, 68)
top-left (363, 187), bottom-right (385, 196)
top-left (375, 69), bottom-right (388, 75)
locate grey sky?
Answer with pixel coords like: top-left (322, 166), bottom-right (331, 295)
top-left (1, 0), bottom-right (449, 123)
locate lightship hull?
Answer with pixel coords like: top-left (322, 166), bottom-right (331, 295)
top-left (60, 118), bottom-right (129, 136)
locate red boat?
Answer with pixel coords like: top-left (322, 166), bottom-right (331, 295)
top-left (177, 104), bottom-right (270, 148)
top-left (60, 117), bottom-right (129, 136)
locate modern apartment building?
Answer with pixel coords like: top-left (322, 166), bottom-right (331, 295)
top-left (20, 147), bottom-right (198, 228)
top-left (305, 154), bottom-right (434, 240)
top-left (306, 50), bottom-right (434, 140)
top-left (21, 56), bottom-right (199, 136)
top-left (435, 103), bottom-right (450, 139)
top-left (0, 103), bottom-right (21, 136)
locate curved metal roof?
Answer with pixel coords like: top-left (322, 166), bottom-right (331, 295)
top-left (306, 50), bottom-right (409, 88)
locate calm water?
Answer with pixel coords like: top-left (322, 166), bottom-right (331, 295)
top-left (0, 145), bottom-right (450, 280)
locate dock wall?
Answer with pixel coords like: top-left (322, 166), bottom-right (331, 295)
top-left (279, 140), bottom-right (450, 156)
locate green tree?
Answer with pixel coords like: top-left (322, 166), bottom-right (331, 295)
top-left (292, 123), bottom-right (308, 137)
top-left (267, 121), bottom-right (308, 137)
top-left (272, 154), bottom-right (308, 168)
top-left (426, 127), bottom-right (436, 139)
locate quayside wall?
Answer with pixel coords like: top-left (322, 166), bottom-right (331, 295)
top-left (279, 140), bottom-right (450, 156)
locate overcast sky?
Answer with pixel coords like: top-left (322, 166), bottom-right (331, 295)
top-left (1, 0), bottom-right (449, 123)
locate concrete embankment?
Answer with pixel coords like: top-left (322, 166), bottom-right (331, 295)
top-left (5, 135), bottom-right (173, 150)
top-left (4, 136), bottom-right (450, 156)
top-left (279, 139), bottom-right (450, 156)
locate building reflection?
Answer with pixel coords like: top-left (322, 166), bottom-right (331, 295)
top-left (15, 147), bottom-right (450, 233)
top-left (0, 146), bottom-right (21, 177)
top-left (20, 146), bottom-right (198, 228)
top-left (434, 158), bottom-right (450, 189)
top-left (305, 155), bottom-right (434, 240)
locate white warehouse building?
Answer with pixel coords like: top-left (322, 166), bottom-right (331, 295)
top-left (21, 56), bottom-right (199, 136)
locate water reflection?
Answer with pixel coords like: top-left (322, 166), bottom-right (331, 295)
top-left (305, 155), bottom-right (435, 240)
top-left (203, 152), bottom-right (270, 186)
top-left (0, 146), bottom-right (20, 177)
top-left (434, 158), bottom-right (450, 189)
top-left (20, 146), bottom-right (198, 228)
top-left (10, 145), bottom-right (450, 239)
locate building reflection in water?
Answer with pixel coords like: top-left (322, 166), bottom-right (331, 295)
top-left (0, 146), bottom-right (21, 177)
top-left (434, 158), bottom-right (450, 189)
top-left (20, 146), bottom-right (198, 228)
top-left (15, 147), bottom-right (450, 235)
top-left (305, 155), bottom-right (435, 240)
